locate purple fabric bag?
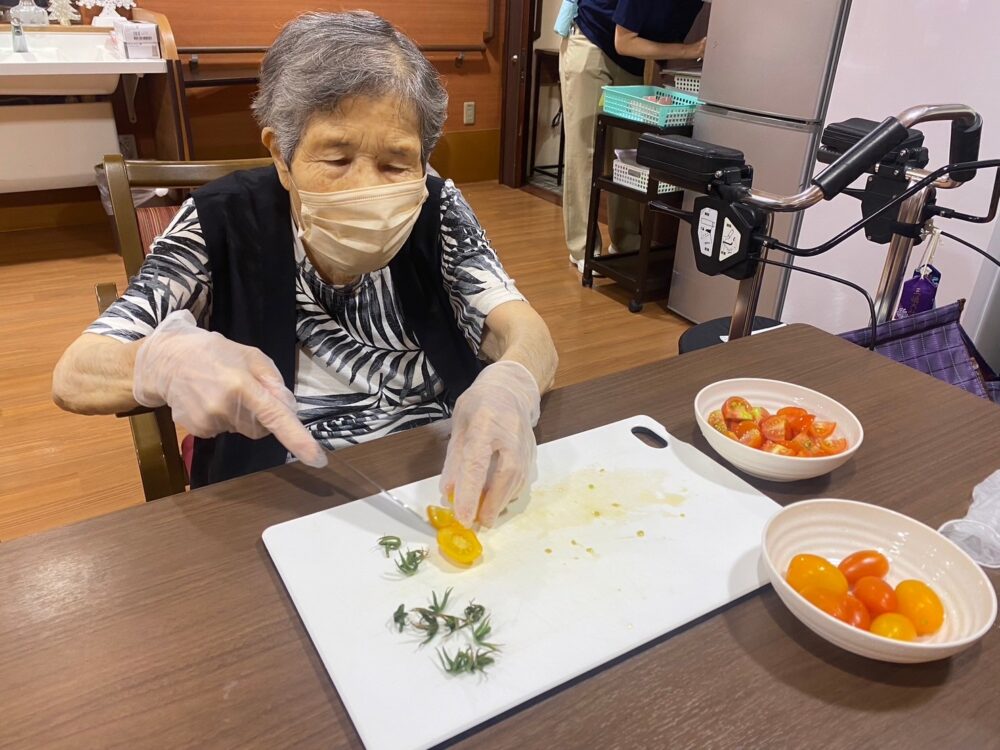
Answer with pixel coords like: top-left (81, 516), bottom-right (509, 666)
top-left (840, 300), bottom-right (1000, 405)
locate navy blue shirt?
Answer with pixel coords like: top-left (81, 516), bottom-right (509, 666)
top-left (576, 0), bottom-right (704, 77)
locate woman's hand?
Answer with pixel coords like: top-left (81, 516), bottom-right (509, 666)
top-left (133, 310), bottom-right (328, 467)
top-left (439, 361), bottom-right (541, 527)
top-left (683, 37), bottom-right (707, 60)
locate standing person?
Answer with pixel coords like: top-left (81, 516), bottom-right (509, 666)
top-left (557, 0), bottom-right (705, 273)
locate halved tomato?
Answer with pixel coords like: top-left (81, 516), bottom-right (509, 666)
top-left (762, 440), bottom-right (796, 456)
top-left (809, 420), bottom-right (837, 439)
top-left (723, 397), bottom-right (754, 422)
top-left (437, 523), bottom-right (483, 566)
top-left (819, 437), bottom-right (848, 455)
top-left (707, 409), bottom-right (728, 434)
top-left (738, 427), bottom-right (763, 449)
top-left (790, 431), bottom-right (823, 457)
top-left (760, 415), bottom-right (790, 443)
top-left (750, 406), bottom-right (771, 423)
top-left (733, 420), bottom-right (759, 438)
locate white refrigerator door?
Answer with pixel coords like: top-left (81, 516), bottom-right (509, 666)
top-left (668, 106), bottom-right (820, 324)
top-left (700, 0), bottom-right (851, 122)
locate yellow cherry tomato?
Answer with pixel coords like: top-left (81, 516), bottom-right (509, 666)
top-left (870, 612), bottom-right (917, 641)
top-left (426, 505), bottom-right (457, 530)
top-left (437, 523), bottom-right (483, 566)
top-left (895, 580), bottom-right (944, 635)
top-left (785, 553), bottom-right (849, 596)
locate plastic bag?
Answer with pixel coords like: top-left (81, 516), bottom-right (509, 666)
top-left (554, 0), bottom-right (578, 38)
top-left (939, 469), bottom-right (1000, 568)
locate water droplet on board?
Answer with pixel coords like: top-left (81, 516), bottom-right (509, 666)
top-left (545, 548), bottom-right (552, 554)
top-left (636, 530), bottom-right (645, 537)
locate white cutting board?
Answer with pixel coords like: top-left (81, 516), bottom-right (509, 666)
top-left (263, 416), bottom-right (781, 750)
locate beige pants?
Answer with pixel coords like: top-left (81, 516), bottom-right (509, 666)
top-left (559, 29), bottom-right (642, 260)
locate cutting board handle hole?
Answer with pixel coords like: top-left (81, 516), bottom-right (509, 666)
top-left (631, 426), bottom-right (669, 449)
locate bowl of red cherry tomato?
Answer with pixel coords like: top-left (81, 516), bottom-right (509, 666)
top-left (763, 499), bottom-right (998, 663)
top-left (694, 378), bottom-right (863, 481)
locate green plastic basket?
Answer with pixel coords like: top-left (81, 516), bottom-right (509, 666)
top-left (602, 85), bottom-right (699, 128)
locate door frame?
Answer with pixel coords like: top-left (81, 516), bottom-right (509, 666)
top-left (499, 0), bottom-right (538, 187)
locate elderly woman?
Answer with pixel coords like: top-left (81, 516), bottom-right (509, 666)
top-left (52, 11), bottom-right (558, 528)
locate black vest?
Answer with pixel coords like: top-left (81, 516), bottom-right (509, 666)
top-left (189, 166), bottom-right (482, 488)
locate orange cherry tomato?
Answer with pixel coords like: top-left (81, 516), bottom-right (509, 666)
top-left (809, 420), bottom-right (838, 439)
top-left (723, 397), bottom-right (754, 421)
top-left (786, 553), bottom-right (849, 596)
top-left (738, 428), bottom-right (764, 449)
top-left (777, 406), bottom-right (813, 435)
top-left (733, 420), bottom-right (759, 437)
top-left (799, 586), bottom-right (848, 620)
top-left (426, 505), bottom-right (457, 530)
top-left (853, 576), bottom-right (898, 617)
top-left (837, 550), bottom-right (889, 584)
top-left (870, 612), bottom-right (917, 641)
top-left (437, 523), bottom-right (483, 566)
top-left (819, 437), bottom-right (848, 455)
top-left (895, 580), bottom-right (944, 635)
top-left (842, 594), bottom-right (872, 630)
top-left (762, 440), bottom-right (796, 456)
top-left (760, 415), bottom-right (790, 443)
top-left (790, 431), bottom-right (823, 457)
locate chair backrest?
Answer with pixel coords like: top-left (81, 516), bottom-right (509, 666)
top-left (100, 154), bottom-right (272, 502)
top-left (103, 153), bottom-right (273, 276)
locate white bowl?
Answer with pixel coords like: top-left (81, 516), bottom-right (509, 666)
top-left (762, 498), bottom-right (998, 663)
top-left (694, 378), bottom-right (863, 482)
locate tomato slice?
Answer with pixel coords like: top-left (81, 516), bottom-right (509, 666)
top-left (437, 523), bottom-right (483, 566)
top-left (750, 406), bottom-right (771, 423)
top-left (723, 397), bottom-right (754, 421)
top-left (760, 415), bottom-right (790, 443)
top-left (790, 431), bottom-right (823, 457)
top-left (738, 427), bottom-right (763, 449)
top-left (426, 505), bottom-right (457, 530)
top-left (707, 409), bottom-right (727, 433)
top-left (762, 440), bottom-right (796, 456)
top-left (838, 550), bottom-right (889, 584)
top-left (870, 612), bottom-right (917, 641)
top-left (733, 420), bottom-right (759, 437)
top-left (895, 580), bottom-right (944, 635)
top-left (809, 420), bottom-right (837, 439)
top-left (853, 576), bottom-right (897, 616)
top-left (819, 437), bottom-right (848, 455)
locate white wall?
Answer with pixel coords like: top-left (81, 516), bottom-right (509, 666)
top-left (782, 0), bottom-right (1000, 363)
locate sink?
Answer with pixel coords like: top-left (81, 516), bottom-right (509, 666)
top-left (0, 31), bottom-right (166, 95)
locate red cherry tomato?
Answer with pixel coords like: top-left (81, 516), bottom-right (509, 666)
top-left (762, 440), bottom-right (796, 456)
top-left (738, 428), bottom-right (763, 449)
top-left (842, 594), bottom-right (872, 630)
top-left (733, 420), bottom-right (758, 437)
top-left (723, 397), bottom-right (754, 421)
top-left (853, 576), bottom-right (898, 617)
top-left (819, 437), bottom-right (848, 455)
top-left (837, 550), bottom-right (889, 584)
top-left (750, 406), bottom-right (770, 423)
top-left (790, 431), bottom-right (824, 457)
top-left (809, 420), bottom-right (838, 439)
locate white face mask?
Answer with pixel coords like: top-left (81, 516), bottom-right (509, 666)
top-left (293, 176), bottom-right (429, 276)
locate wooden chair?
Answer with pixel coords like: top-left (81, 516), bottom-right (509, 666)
top-left (98, 153), bottom-right (273, 501)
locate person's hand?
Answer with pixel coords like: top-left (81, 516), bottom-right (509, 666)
top-left (132, 310), bottom-right (327, 467)
top-left (439, 361), bottom-right (541, 527)
top-left (685, 37), bottom-right (707, 60)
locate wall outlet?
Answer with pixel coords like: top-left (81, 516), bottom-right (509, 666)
top-left (118, 134), bottom-right (139, 159)
top-left (463, 101), bottom-right (476, 126)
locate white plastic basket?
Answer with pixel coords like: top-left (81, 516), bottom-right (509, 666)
top-left (613, 158), bottom-right (680, 195)
top-left (672, 73), bottom-right (701, 95)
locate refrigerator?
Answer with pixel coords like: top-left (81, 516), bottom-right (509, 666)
top-left (666, 0), bottom-right (853, 323)
top-left (778, 0), bottom-right (1000, 370)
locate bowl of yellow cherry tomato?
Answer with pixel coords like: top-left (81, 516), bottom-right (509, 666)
top-left (694, 378), bottom-right (863, 482)
top-left (762, 498), bottom-right (997, 663)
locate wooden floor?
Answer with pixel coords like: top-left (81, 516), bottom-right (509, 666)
top-left (0, 182), bottom-right (689, 541)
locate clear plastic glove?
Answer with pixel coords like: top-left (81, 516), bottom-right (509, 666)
top-left (439, 360), bottom-right (541, 528)
top-left (939, 469), bottom-right (1000, 568)
top-left (132, 310), bottom-right (327, 468)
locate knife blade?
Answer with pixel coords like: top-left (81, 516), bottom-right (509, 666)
top-left (325, 450), bottom-right (427, 524)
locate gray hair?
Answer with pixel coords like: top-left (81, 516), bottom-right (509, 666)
top-left (252, 11), bottom-right (448, 164)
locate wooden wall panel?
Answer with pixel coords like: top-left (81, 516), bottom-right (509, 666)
top-left (140, 0), bottom-right (493, 47)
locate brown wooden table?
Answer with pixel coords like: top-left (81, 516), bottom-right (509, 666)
top-left (2, 325), bottom-right (999, 749)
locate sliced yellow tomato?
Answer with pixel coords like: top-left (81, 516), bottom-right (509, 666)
top-left (427, 505), bottom-right (457, 529)
top-left (437, 522), bottom-right (483, 566)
